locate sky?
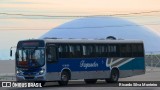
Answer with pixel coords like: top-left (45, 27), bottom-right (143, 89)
top-left (0, 0), bottom-right (160, 60)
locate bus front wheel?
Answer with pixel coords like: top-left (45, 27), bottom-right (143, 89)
top-left (106, 69), bottom-right (119, 83)
top-left (84, 79), bottom-right (97, 84)
top-left (58, 71), bottom-right (69, 86)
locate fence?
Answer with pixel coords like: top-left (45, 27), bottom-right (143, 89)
top-left (0, 73), bottom-right (16, 81)
top-left (145, 51), bottom-right (160, 72)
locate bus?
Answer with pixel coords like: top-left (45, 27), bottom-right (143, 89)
top-left (11, 39), bottom-right (145, 86)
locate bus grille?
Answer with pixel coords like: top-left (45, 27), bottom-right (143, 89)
top-left (25, 77), bottom-right (34, 79)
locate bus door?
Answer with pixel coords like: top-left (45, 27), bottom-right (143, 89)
top-left (46, 44), bottom-right (58, 63)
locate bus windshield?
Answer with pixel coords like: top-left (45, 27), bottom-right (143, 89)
top-left (16, 47), bottom-right (45, 68)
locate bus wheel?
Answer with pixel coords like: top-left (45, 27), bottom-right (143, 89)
top-left (84, 79), bottom-right (97, 84)
top-left (58, 71), bottom-right (69, 86)
top-left (106, 69), bottom-right (119, 83)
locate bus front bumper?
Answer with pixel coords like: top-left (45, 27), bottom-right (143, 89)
top-left (16, 75), bottom-right (46, 81)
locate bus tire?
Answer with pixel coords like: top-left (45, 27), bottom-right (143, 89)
top-left (84, 79), bottom-right (97, 84)
top-left (106, 69), bottom-right (119, 83)
top-left (58, 71), bottom-right (69, 86)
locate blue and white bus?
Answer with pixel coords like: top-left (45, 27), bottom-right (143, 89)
top-left (12, 39), bottom-right (145, 86)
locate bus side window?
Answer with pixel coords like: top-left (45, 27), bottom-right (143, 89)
top-left (137, 44), bottom-right (144, 57)
top-left (108, 44), bottom-right (117, 57)
top-left (46, 44), bottom-right (58, 63)
top-left (58, 44), bottom-right (69, 58)
top-left (132, 44), bottom-right (138, 57)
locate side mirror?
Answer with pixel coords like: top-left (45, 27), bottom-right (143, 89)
top-left (10, 50), bottom-right (12, 57)
top-left (10, 46), bottom-right (16, 57)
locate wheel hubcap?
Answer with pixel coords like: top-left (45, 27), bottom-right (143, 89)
top-left (112, 72), bottom-right (118, 81)
top-left (62, 75), bottom-right (68, 81)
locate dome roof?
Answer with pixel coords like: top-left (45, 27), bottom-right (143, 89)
top-left (40, 17), bottom-right (160, 52)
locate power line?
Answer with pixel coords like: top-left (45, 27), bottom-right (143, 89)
top-left (0, 27), bottom-right (52, 30)
top-left (0, 10), bottom-right (160, 18)
top-left (54, 24), bottom-right (158, 29)
top-left (0, 23), bottom-right (160, 30)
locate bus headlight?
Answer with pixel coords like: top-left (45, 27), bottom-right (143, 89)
top-left (39, 69), bottom-right (45, 75)
top-left (17, 70), bottom-right (23, 76)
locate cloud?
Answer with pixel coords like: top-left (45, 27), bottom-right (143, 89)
top-left (0, 0), bottom-right (34, 4)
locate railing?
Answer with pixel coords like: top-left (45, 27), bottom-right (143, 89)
top-left (145, 51), bottom-right (160, 72)
top-left (0, 73), bottom-right (16, 81)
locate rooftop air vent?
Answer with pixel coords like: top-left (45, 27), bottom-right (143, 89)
top-left (106, 36), bottom-right (116, 40)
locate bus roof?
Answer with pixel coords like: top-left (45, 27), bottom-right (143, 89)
top-left (30, 39), bottom-right (143, 44)
top-left (20, 39), bottom-right (143, 44)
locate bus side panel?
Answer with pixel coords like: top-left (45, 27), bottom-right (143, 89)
top-left (71, 71), bottom-right (110, 80)
top-left (132, 57), bottom-right (145, 76)
top-left (46, 58), bottom-right (111, 81)
top-left (46, 72), bottom-right (61, 81)
top-left (45, 57), bottom-right (145, 81)
top-left (118, 57), bottom-right (145, 78)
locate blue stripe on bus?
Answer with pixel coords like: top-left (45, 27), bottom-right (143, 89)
top-left (46, 57), bottom-right (145, 73)
top-left (47, 58), bottom-right (110, 72)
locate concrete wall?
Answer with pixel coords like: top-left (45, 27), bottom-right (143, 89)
top-left (0, 60), bottom-right (15, 74)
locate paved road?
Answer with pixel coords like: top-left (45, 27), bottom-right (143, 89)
top-left (1, 68), bottom-right (160, 90)
top-left (0, 80), bottom-right (160, 90)
top-left (2, 87), bottom-right (159, 90)
top-left (0, 82), bottom-right (159, 90)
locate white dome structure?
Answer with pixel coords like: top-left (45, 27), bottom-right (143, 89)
top-left (40, 17), bottom-right (160, 52)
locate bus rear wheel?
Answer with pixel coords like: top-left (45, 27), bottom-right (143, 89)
top-left (84, 79), bottom-right (97, 84)
top-left (106, 69), bottom-right (119, 83)
top-left (58, 71), bottom-right (69, 86)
